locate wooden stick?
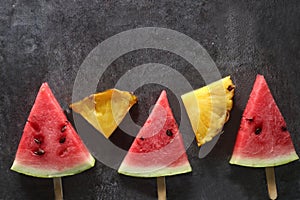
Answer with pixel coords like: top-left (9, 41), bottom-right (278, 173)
top-left (265, 167), bottom-right (277, 200)
top-left (53, 177), bottom-right (63, 200)
top-left (157, 176), bottom-right (166, 200)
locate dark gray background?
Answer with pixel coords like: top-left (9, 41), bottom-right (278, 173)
top-left (1, 0), bottom-right (299, 199)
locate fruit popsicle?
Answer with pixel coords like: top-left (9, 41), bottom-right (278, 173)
top-left (118, 90), bottom-right (192, 200)
top-left (181, 76), bottom-right (235, 158)
top-left (229, 74), bottom-right (299, 199)
top-left (11, 83), bottom-right (95, 199)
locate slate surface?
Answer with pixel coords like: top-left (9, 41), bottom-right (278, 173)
top-left (0, 0), bottom-right (299, 200)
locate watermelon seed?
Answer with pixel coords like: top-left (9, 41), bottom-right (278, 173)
top-left (28, 121), bottom-right (40, 132)
top-left (59, 137), bottom-right (66, 143)
top-left (246, 117), bottom-right (253, 122)
top-left (61, 125), bottom-right (67, 132)
top-left (281, 126), bottom-right (287, 131)
top-left (227, 85), bottom-right (235, 91)
top-left (34, 138), bottom-right (41, 144)
top-left (34, 148), bottom-right (45, 155)
top-left (166, 130), bottom-right (173, 137)
top-left (139, 137), bottom-right (144, 141)
top-left (255, 128), bottom-right (262, 135)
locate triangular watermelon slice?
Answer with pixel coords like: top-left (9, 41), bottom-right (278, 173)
top-left (230, 75), bottom-right (299, 167)
top-left (118, 90), bottom-right (192, 177)
top-left (11, 83), bottom-right (95, 178)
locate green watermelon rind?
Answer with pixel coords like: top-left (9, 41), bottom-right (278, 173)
top-left (229, 152), bottom-right (299, 167)
top-left (118, 162), bottom-right (192, 178)
top-left (11, 152), bottom-right (95, 178)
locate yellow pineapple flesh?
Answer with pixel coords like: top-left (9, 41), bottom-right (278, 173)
top-left (181, 76), bottom-right (235, 146)
top-left (70, 89), bottom-right (137, 138)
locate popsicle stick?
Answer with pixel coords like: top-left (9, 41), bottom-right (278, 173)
top-left (265, 167), bottom-right (277, 200)
top-left (53, 177), bottom-right (63, 200)
top-left (157, 176), bottom-right (166, 200)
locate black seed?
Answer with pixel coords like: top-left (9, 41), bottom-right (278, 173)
top-left (166, 130), bottom-right (173, 137)
top-left (139, 137), bottom-right (144, 141)
top-left (255, 128), bottom-right (262, 135)
top-left (281, 126), bottom-right (287, 131)
top-left (227, 85), bottom-right (234, 91)
top-left (59, 137), bottom-right (66, 143)
top-left (34, 138), bottom-right (41, 144)
top-left (28, 121), bottom-right (40, 132)
top-left (34, 149), bottom-right (45, 155)
top-left (61, 125), bottom-right (67, 132)
top-left (246, 117), bottom-right (253, 122)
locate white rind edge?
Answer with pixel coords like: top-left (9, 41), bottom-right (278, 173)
top-left (118, 162), bottom-right (192, 178)
top-left (229, 152), bottom-right (299, 167)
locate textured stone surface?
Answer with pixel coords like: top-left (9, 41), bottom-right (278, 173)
top-left (1, 0), bottom-right (299, 199)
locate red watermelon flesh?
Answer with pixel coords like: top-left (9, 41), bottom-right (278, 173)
top-left (230, 75), bottom-right (299, 167)
top-left (11, 83), bottom-right (95, 178)
top-left (118, 90), bottom-right (192, 177)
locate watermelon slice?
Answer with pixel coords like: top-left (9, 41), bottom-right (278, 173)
top-left (230, 75), bottom-right (299, 167)
top-left (118, 90), bottom-right (192, 177)
top-left (11, 83), bottom-right (95, 178)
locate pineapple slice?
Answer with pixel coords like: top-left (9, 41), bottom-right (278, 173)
top-left (70, 89), bottom-right (137, 138)
top-left (181, 76), bottom-right (235, 146)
